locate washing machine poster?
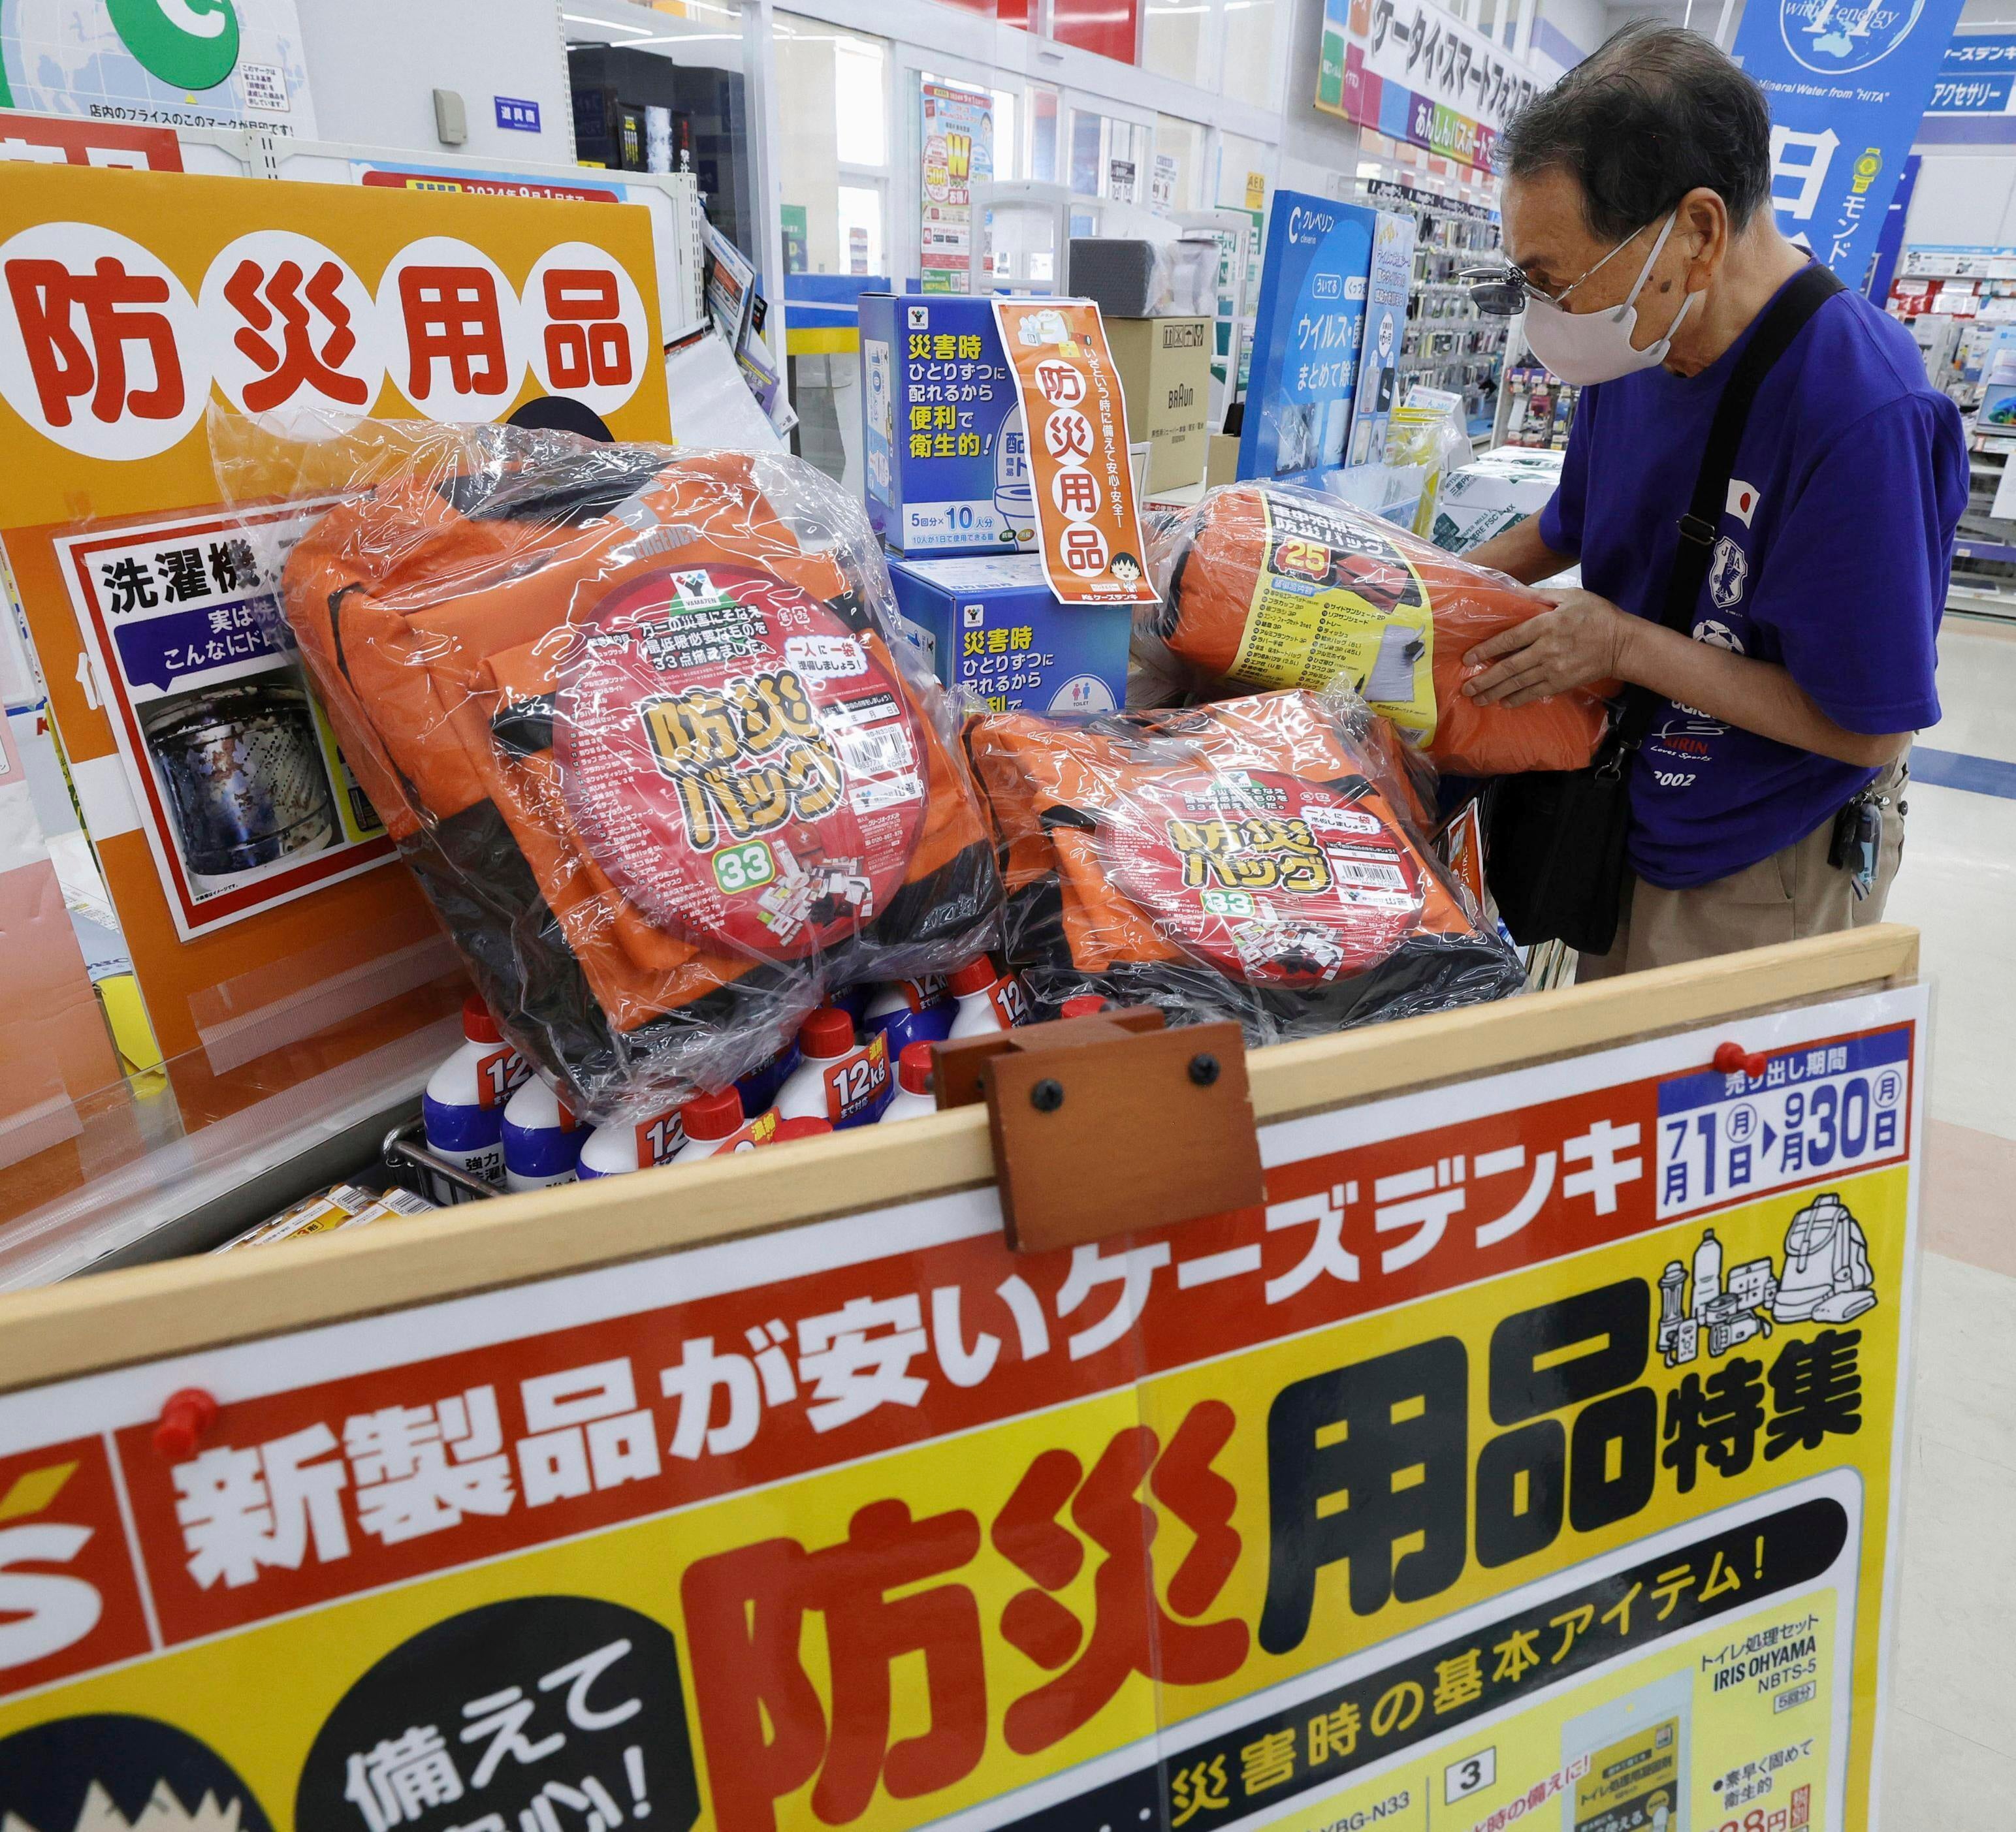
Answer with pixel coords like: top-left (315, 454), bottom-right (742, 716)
top-left (54, 502), bottom-right (392, 941)
top-left (1240, 194), bottom-right (1378, 484)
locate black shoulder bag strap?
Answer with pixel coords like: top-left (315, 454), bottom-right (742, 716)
top-left (1605, 261), bottom-right (1847, 769)
top-left (1485, 261), bottom-right (1844, 955)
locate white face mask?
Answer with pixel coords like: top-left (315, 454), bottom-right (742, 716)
top-left (1518, 211), bottom-right (1699, 387)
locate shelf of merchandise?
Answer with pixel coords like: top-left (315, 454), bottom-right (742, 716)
top-left (1357, 179), bottom-right (1509, 437)
top-left (1949, 432), bottom-right (2016, 625)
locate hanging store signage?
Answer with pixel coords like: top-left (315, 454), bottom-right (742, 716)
top-left (1926, 31), bottom-right (2016, 119)
top-left (1317, 0), bottom-right (1540, 174)
top-left (1734, 0), bottom-right (1969, 279)
top-left (0, 983), bottom-right (1926, 1831)
top-left (0, 0), bottom-right (317, 137)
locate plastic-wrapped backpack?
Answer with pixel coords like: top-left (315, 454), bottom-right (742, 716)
top-left (1142, 480), bottom-right (1612, 777)
top-left (270, 430), bottom-right (1000, 1118)
top-left (967, 686), bottom-right (1528, 1045)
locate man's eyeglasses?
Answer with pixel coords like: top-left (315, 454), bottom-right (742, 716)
top-left (1461, 216), bottom-right (1665, 318)
top-left (1461, 265), bottom-right (1539, 317)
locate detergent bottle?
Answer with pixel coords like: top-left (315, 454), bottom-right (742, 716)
top-left (422, 995), bottom-right (528, 1195)
top-left (946, 958), bottom-right (1030, 1037)
top-left (879, 1041), bottom-right (942, 1123)
top-left (771, 1007), bottom-right (893, 1128)
top-left (669, 1088), bottom-right (747, 1162)
top-left (575, 1104), bottom-right (688, 1180)
top-left (735, 1036), bottom-right (801, 1118)
top-left (861, 975), bottom-right (954, 1054)
top-left (503, 1076), bottom-right (592, 1192)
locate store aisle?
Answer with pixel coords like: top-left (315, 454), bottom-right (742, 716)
top-left (1875, 616), bottom-right (2016, 1829)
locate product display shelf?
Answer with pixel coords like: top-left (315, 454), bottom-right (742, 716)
top-left (1358, 178), bottom-right (1508, 437)
top-left (0, 925), bottom-right (1927, 1822)
top-left (0, 1008), bottom-right (463, 1291)
top-left (1949, 432), bottom-right (2016, 624)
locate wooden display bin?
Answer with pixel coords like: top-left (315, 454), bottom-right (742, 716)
top-left (0, 928), bottom-right (1926, 1832)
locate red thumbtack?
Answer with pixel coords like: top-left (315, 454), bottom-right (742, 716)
top-left (154, 1388), bottom-right (219, 1461)
top-left (1712, 1041), bottom-right (1767, 1079)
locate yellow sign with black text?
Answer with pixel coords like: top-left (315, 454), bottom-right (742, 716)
top-left (0, 988), bottom-right (1922, 1832)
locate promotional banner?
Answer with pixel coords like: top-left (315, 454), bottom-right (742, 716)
top-left (0, 0), bottom-right (315, 136)
top-left (0, 163), bottom-right (669, 1123)
top-left (992, 299), bottom-right (1159, 607)
top-left (1317, 0), bottom-right (1539, 172)
top-left (1240, 194), bottom-right (1379, 483)
top-left (0, 985), bottom-right (1923, 1830)
top-left (920, 80), bottom-right (993, 296)
top-left (1735, 0), bottom-right (1970, 279)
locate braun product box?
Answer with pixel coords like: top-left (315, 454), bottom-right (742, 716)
top-left (861, 292), bottom-right (1036, 558)
top-left (886, 554), bottom-right (1130, 715)
top-left (1106, 315), bottom-right (1213, 494)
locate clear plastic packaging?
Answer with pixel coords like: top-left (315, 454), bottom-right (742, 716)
top-left (212, 415), bottom-right (1001, 1120)
top-left (965, 686), bottom-right (1528, 1045)
top-left (1141, 479), bottom-right (1611, 777)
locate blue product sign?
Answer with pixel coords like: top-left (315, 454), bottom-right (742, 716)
top-left (1734, 0), bottom-right (1968, 277)
top-left (494, 95), bottom-right (542, 133)
top-left (1654, 1028), bottom-right (1910, 1218)
top-left (1238, 193), bottom-right (1379, 484)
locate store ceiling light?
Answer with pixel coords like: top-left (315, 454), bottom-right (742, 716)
top-left (560, 10), bottom-right (657, 33)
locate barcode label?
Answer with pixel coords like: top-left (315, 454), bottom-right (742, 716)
top-left (1334, 859), bottom-right (1408, 890)
top-left (833, 719), bottom-right (916, 779)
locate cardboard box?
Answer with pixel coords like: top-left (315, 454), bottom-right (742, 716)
top-left (886, 554), bottom-right (1131, 715)
top-left (1106, 315), bottom-right (1213, 495)
top-left (1430, 449), bottom-right (1565, 556)
top-left (861, 292), bottom-right (1036, 557)
top-left (1207, 432), bottom-right (1240, 487)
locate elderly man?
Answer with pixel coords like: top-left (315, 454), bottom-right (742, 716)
top-left (1462, 23), bottom-right (1964, 977)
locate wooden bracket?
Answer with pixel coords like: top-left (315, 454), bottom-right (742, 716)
top-left (934, 1010), bottom-right (1265, 1254)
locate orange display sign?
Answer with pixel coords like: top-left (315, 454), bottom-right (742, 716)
top-left (0, 162), bottom-right (669, 1156)
top-left (991, 298), bottom-right (1159, 608)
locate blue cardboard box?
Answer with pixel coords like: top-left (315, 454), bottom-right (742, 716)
top-left (861, 293), bottom-right (1038, 557)
top-left (886, 554), bottom-right (1129, 715)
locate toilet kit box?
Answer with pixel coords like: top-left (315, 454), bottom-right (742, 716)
top-left (861, 292), bottom-right (1038, 557)
top-left (886, 554), bottom-right (1130, 715)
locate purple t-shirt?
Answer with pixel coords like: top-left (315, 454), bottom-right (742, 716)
top-left (1537, 273), bottom-right (1965, 890)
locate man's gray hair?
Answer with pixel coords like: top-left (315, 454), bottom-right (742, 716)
top-left (1498, 22), bottom-right (1774, 241)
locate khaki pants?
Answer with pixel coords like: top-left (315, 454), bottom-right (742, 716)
top-left (1577, 753), bottom-right (1909, 981)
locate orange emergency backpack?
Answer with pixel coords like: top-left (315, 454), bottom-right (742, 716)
top-left (281, 441), bottom-right (1000, 1114)
top-left (967, 688), bottom-right (1525, 1042)
top-left (1144, 482), bottom-right (1612, 776)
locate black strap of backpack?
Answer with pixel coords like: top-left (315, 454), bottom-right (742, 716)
top-left (1604, 261), bottom-right (1846, 766)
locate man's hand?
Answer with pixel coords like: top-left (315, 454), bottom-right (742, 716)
top-left (1461, 588), bottom-right (1637, 707)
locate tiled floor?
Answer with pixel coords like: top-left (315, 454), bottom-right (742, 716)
top-left (1873, 616), bottom-right (2016, 1829)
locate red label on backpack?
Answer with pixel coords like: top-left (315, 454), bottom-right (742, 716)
top-left (555, 565), bottom-right (928, 959)
top-left (1096, 769), bottom-right (1424, 986)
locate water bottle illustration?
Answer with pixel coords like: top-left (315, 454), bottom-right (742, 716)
top-left (995, 405), bottom-right (1035, 548)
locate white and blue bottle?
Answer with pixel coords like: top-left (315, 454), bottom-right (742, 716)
top-left (878, 1041), bottom-right (942, 1123)
top-left (861, 975), bottom-right (955, 1056)
top-left (577, 1104), bottom-right (688, 1180)
top-left (503, 1075), bottom-right (593, 1192)
top-left (422, 995), bottom-right (527, 1197)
